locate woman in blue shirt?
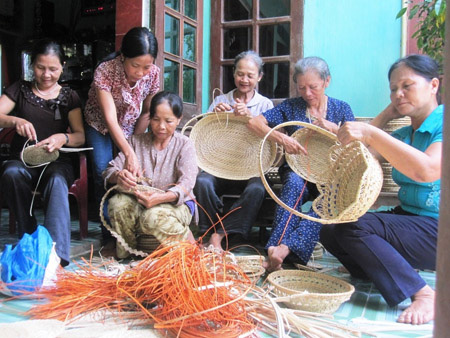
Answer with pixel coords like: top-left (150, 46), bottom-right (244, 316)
top-left (320, 54), bottom-right (442, 325)
top-left (248, 56), bottom-right (354, 270)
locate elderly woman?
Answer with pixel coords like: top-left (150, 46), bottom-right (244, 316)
top-left (103, 91), bottom-right (198, 258)
top-left (248, 56), bottom-right (354, 271)
top-left (320, 54), bottom-right (441, 325)
top-left (0, 39), bottom-right (85, 266)
top-left (194, 50), bottom-right (273, 249)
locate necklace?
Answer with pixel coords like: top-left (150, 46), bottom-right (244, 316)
top-left (306, 96), bottom-right (328, 123)
top-left (34, 81), bottom-right (58, 96)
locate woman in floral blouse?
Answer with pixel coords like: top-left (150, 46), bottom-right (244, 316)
top-left (84, 27), bottom-right (160, 236)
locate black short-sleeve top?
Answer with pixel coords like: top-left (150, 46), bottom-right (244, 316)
top-left (4, 80), bottom-right (82, 159)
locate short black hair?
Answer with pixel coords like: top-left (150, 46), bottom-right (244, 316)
top-left (150, 91), bottom-right (183, 119)
top-left (388, 54), bottom-right (440, 82)
top-left (31, 38), bottom-right (65, 66)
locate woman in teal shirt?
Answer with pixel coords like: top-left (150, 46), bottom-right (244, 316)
top-left (320, 54), bottom-right (441, 325)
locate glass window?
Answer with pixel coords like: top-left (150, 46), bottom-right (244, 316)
top-left (183, 66), bottom-right (196, 103)
top-left (224, 0), bottom-right (252, 21)
top-left (164, 59), bottom-right (180, 93)
top-left (259, 62), bottom-right (290, 98)
top-left (165, 0), bottom-right (180, 12)
top-left (223, 26), bottom-right (251, 59)
top-left (222, 65), bottom-right (235, 94)
top-left (184, 0), bottom-right (197, 20)
top-left (260, 0), bottom-right (290, 18)
top-left (183, 23), bottom-right (196, 61)
top-left (164, 14), bottom-right (180, 56)
top-left (259, 23), bottom-right (290, 57)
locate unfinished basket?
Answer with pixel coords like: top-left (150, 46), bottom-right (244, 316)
top-left (285, 124), bottom-right (341, 184)
top-left (267, 270), bottom-right (355, 314)
top-left (183, 112), bottom-right (280, 180)
top-left (21, 144), bottom-right (59, 166)
top-left (259, 121), bottom-right (383, 224)
top-left (235, 255), bottom-right (266, 282)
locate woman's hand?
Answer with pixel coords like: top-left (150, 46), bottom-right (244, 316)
top-left (116, 169), bottom-right (138, 190)
top-left (212, 102), bottom-right (233, 112)
top-left (15, 118), bottom-right (37, 141)
top-left (134, 189), bottom-right (162, 209)
top-left (36, 134), bottom-right (67, 152)
top-left (124, 151), bottom-right (142, 177)
top-left (281, 134), bottom-right (308, 155)
top-left (337, 121), bottom-right (373, 145)
top-left (313, 118), bottom-right (338, 134)
top-left (233, 98), bottom-right (250, 116)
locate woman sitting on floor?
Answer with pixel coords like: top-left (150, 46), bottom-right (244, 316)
top-left (247, 56), bottom-right (354, 271)
top-left (320, 54), bottom-right (442, 325)
top-left (103, 91), bottom-right (198, 258)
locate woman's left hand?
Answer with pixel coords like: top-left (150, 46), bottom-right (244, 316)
top-left (313, 118), bottom-right (338, 134)
top-left (233, 98), bottom-right (250, 117)
top-left (124, 151), bottom-right (142, 177)
top-left (36, 134), bottom-right (66, 153)
top-left (135, 189), bottom-right (161, 209)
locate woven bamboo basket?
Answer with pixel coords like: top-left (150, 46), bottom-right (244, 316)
top-left (21, 144), bottom-right (59, 166)
top-left (235, 255), bottom-right (265, 282)
top-left (182, 112), bottom-right (280, 180)
top-left (267, 270), bottom-right (355, 314)
top-left (259, 121), bottom-right (383, 224)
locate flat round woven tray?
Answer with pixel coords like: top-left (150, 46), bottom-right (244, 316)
top-left (184, 112), bottom-right (279, 180)
top-left (22, 144), bottom-right (59, 166)
top-left (235, 255), bottom-right (265, 282)
top-left (259, 121), bottom-right (383, 224)
top-left (267, 270), bottom-right (355, 314)
top-left (285, 124), bottom-right (340, 184)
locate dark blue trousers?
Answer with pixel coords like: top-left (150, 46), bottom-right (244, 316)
top-left (320, 208), bottom-right (438, 306)
top-left (194, 172), bottom-right (266, 238)
top-left (1, 160), bottom-right (74, 266)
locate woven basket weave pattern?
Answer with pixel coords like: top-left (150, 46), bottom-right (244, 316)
top-left (188, 113), bottom-right (278, 180)
top-left (22, 145), bottom-right (59, 166)
top-left (267, 270), bottom-right (355, 314)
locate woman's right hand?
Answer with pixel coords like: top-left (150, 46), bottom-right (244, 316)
top-left (212, 102), bottom-right (233, 112)
top-left (281, 134), bottom-right (308, 155)
top-left (116, 169), bottom-right (137, 190)
top-left (15, 118), bottom-right (37, 141)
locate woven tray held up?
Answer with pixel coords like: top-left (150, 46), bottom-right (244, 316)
top-left (182, 112), bottom-right (280, 180)
top-left (259, 121), bottom-right (383, 224)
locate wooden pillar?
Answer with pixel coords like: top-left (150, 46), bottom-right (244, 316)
top-left (434, 4), bottom-right (450, 337)
top-left (115, 0), bottom-right (143, 49)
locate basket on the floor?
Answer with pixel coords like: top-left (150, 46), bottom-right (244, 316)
top-left (182, 112), bottom-right (280, 180)
top-left (259, 121), bottom-right (383, 224)
top-left (235, 255), bottom-right (265, 282)
top-left (267, 270), bottom-right (355, 314)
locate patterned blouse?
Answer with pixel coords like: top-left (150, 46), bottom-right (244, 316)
top-left (84, 55), bottom-right (160, 138)
top-left (103, 132), bottom-right (198, 206)
top-left (262, 96), bottom-right (355, 136)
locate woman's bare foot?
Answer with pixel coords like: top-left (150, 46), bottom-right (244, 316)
top-left (263, 245), bottom-right (290, 272)
top-left (397, 285), bottom-right (435, 325)
top-left (209, 233), bottom-right (225, 251)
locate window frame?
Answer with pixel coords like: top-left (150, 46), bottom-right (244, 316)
top-left (210, 0), bottom-right (303, 105)
top-left (153, 0), bottom-right (203, 123)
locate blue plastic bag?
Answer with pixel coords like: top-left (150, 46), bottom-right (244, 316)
top-left (0, 225), bottom-right (54, 295)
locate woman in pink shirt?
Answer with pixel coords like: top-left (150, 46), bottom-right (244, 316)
top-left (84, 27), bottom-right (160, 240)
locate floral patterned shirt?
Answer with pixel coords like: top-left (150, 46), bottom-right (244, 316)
top-left (392, 105), bottom-right (443, 219)
top-left (84, 55), bottom-right (160, 138)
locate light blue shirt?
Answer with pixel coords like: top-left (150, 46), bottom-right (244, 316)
top-left (391, 105), bottom-right (443, 219)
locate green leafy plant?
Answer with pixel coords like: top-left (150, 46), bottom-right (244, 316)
top-left (397, 0), bottom-right (446, 67)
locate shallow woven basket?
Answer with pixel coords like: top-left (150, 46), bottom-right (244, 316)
top-left (182, 112), bottom-right (280, 180)
top-left (259, 121), bottom-right (383, 224)
top-left (22, 144), bottom-right (59, 166)
top-left (235, 255), bottom-right (265, 282)
top-left (267, 270), bottom-right (355, 314)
